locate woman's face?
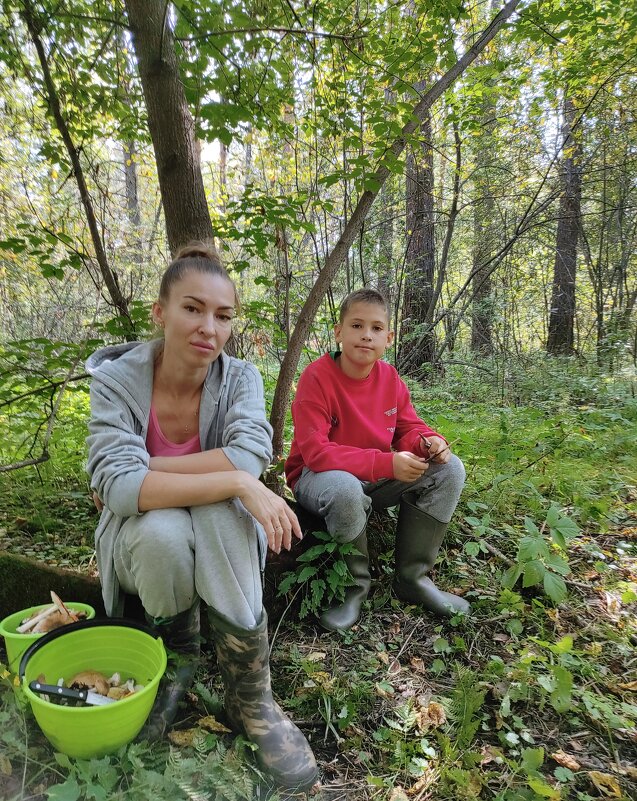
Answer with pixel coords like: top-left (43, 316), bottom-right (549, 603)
top-left (152, 270), bottom-right (235, 367)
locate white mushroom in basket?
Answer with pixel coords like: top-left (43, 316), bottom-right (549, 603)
top-left (17, 592), bottom-right (86, 634)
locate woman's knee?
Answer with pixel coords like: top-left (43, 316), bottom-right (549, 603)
top-left (124, 508), bottom-right (194, 562)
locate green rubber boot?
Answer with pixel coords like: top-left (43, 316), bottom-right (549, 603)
top-left (318, 528), bottom-right (370, 632)
top-left (392, 493), bottom-right (470, 616)
top-left (208, 607), bottom-right (318, 792)
top-left (139, 601), bottom-right (201, 741)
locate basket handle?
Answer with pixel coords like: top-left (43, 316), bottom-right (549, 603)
top-left (18, 617), bottom-right (160, 679)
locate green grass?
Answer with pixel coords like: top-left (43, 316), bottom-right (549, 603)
top-left (1, 356), bottom-right (636, 800)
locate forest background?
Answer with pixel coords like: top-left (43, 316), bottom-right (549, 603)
top-left (0, 1), bottom-right (636, 800)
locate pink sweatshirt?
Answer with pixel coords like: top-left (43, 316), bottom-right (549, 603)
top-left (285, 353), bottom-right (441, 489)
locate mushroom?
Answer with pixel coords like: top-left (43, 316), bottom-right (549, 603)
top-left (68, 670), bottom-right (110, 696)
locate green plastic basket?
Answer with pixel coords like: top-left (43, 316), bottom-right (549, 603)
top-left (0, 603), bottom-right (96, 673)
top-left (20, 618), bottom-right (167, 758)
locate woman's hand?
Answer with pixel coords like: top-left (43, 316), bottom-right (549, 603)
top-left (236, 473), bottom-right (302, 553)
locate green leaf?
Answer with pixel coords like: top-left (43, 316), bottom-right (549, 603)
top-left (464, 541), bottom-right (480, 557)
top-left (519, 535), bottom-right (548, 561)
top-left (543, 573), bottom-right (567, 605)
top-left (545, 506), bottom-right (561, 528)
top-left (554, 767), bottom-right (575, 782)
top-left (524, 517), bottom-right (540, 536)
top-left (522, 560), bottom-right (545, 587)
top-left (297, 565), bottom-right (318, 582)
top-left (527, 776), bottom-right (560, 799)
top-left (549, 635), bottom-right (573, 654)
top-left (46, 779), bottom-right (82, 801)
top-left (549, 665), bottom-right (573, 713)
top-left (501, 564), bottom-right (523, 589)
top-left (521, 746), bottom-right (544, 773)
top-left (552, 517), bottom-right (580, 541)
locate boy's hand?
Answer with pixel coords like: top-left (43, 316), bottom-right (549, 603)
top-left (420, 434), bottom-right (451, 464)
top-left (393, 451), bottom-right (429, 482)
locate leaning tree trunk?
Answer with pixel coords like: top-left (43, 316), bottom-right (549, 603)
top-left (269, 0), bottom-right (523, 457)
top-left (399, 109), bottom-right (437, 375)
top-left (547, 94), bottom-right (582, 355)
top-left (124, 0), bottom-right (214, 254)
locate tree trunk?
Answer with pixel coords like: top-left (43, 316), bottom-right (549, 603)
top-left (399, 109), bottom-right (436, 374)
top-left (376, 88), bottom-right (396, 302)
top-left (124, 0), bottom-right (213, 254)
top-left (269, 0), bottom-right (523, 456)
top-left (547, 94), bottom-right (582, 355)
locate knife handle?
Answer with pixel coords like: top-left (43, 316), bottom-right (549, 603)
top-left (29, 680), bottom-right (88, 702)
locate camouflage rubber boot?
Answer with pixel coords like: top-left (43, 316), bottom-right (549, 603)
top-left (392, 493), bottom-right (470, 617)
top-left (208, 607), bottom-right (318, 792)
top-left (139, 600), bottom-right (201, 741)
top-left (319, 528), bottom-right (371, 632)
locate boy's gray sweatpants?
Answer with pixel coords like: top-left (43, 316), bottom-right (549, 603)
top-left (293, 455), bottom-right (466, 543)
top-left (113, 499), bottom-right (264, 629)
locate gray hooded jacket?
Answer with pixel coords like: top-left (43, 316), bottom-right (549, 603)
top-left (85, 340), bottom-right (273, 616)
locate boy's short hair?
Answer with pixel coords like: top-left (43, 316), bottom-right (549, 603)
top-left (339, 288), bottom-right (390, 323)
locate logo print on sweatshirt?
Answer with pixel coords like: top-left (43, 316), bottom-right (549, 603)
top-left (384, 407), bottom-right (397, 417)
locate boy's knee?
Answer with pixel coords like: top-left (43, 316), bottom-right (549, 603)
top-left (444, 454), bottom-right (466, 489)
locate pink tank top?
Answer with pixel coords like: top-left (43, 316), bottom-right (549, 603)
top-left (146, 405), bottom-right (201, 457)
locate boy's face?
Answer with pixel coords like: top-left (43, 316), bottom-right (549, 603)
top-left (334, 301), bottom-right (394, 378)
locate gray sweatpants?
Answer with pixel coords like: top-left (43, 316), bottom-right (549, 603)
top-left (293, 455), bottom-right (466, 543)
top-left (114, 499), bottom-right (265, 629)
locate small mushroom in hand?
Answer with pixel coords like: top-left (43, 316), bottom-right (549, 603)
top-left (69, 670), bottom-right (110, 696)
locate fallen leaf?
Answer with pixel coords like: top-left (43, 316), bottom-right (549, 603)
top-left (377, 651), bottom-right (389, 665)
top-left (617, 767), bottom-right (637, 781)
top-left (603, 593), bottom-right (622, 621)
top-left (410, 657), bottom-right (426, 673)
top-left (407, 767), bottom-right (439, 795)
top-left (0, 755), bottom-right (11, 776)
top-left (306, 651), bottom-right (326, 662)
top-left (480, 745), bottom-right (504, 765)
top-left (197, 715), bottom-right (231, 734)
top-left (551, 750), bottom-right (581, 771)
top-left (168, 728), bottom-right (201, 747)
top-left (388, 622), bottom-right (401, 635)
top-left (388, 658), bottom-right (401, 675)
top-left (388, 788), bottom-right (409, 801)
top-left (615, 681), bottom-right (637, 691)
top-left (415, 701), bottom-right (446, 731)
top-left (588, 771), bottom-right (622, 797)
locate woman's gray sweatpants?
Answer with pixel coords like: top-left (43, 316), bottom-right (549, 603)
top-left (293, 455), bottom-right (466, 543)
top-left (114, 499), bottom-right (264, 629)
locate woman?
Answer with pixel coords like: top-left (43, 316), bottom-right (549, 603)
top-left (86, 243), bottom-right (317, 792)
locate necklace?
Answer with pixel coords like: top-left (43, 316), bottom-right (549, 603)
top-left (183, 406), bottom-right (199, 434)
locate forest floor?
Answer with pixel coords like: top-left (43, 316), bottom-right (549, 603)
top-left (1, 374), bottom-right (636, 801)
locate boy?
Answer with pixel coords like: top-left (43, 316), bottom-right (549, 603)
top-left (285, 288), bottom-right (470, 631)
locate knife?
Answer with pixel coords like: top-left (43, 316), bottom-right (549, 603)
top-left (29, 680), bottom-right (116, 706)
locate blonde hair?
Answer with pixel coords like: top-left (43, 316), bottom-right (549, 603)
top-left (339, 288), bottom-right (390, 323)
